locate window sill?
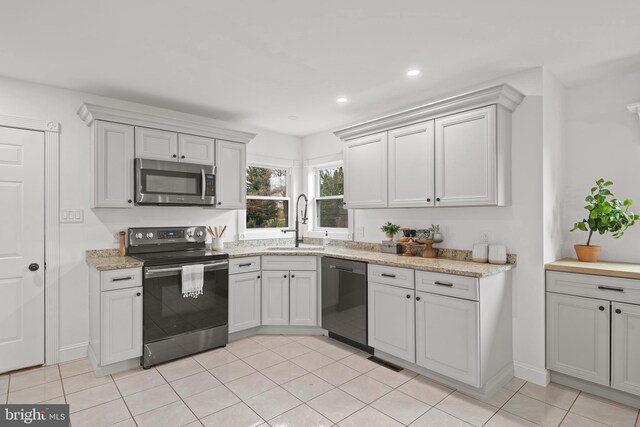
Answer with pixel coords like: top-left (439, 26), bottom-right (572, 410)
top-left (240, 230), bottom-right (293, 240)
top-left (306, 229), bottom-right (350, 241)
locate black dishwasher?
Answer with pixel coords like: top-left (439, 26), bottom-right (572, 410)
top-left (321, 257), bottom-right (372, 353)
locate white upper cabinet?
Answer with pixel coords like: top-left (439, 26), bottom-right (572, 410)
top-left (334, 84), bottom-right (523, 209)
top-left (216, 140), bottom-right (246, 209)
top-left (135, 127), bottom-right (179, 161)
top-left (94, 121), bottom-right (135, 208)
top-left (435, 105), bottom-right (497, 207)
top-left (344, 132), bottom-right (388, 208)
top-left (388, 121), bottom-right (435, 208)
top-left (178, 134), bottom-right (215, 164)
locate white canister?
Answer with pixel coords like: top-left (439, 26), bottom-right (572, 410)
top-left (210, 238), bottom-right (224, 252)
top-left (489, 244), bottom-right (507, 265)
top-left (472, 243), bottom-right (489, 263)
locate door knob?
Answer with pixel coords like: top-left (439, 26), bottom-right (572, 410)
top-left (28, 263), bottom-right (39, 271)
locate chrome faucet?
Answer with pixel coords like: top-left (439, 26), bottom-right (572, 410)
top-left (282, 193), bottom-right (308, 247)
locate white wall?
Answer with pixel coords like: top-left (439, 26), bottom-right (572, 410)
top-left (0, 76), bottom-right (301, 359)
top-left (302, 68), bottom-right (550, 383)
top-left (562, 69), bottom-right (640, 262)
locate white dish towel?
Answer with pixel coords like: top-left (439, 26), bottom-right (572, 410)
top-left (181, 264), bottom-right (204, 298)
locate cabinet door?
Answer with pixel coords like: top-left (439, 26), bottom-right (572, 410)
top-left (229, 272), bottom-right (261, 333)
top-left (388, 122), bottom-right (435, 207)
top-left (546, 292), bottom-right (610, 386)
top-left (101, 287), bottom-right (142, 366)
top-left (135, 127), bottom-right (178, 161)
top-left (435, 105), bottom-right (497, 206)
top-left (290, 271), bottom-right (317, 326)
top-left (178, 134), bottom-right (215, 164)
top-left (94, 121), bottom-right (135, 208)
top-left (368, 282), bottom-right (415, 362)
top-left (416, 291), bottom-right (479, 387)
top-left (216, 140), bottom-right (246, 209)
top-left (344, 133), bottom-right (387, 208)
top-left (612, 302), bottom-right (640, 395)
top-left (261, 271), bottom-right (290, 325)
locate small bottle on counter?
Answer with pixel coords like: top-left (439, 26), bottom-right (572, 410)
top-left (323, 230), bottom-right (330, 248)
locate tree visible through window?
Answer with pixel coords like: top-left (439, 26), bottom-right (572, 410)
top-left (246, 166), bottom-right (289, 229)
top-left (316, 166), bottom-right (347, 228)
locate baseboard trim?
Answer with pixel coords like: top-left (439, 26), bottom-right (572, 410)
top-left (58, 342), bottom-right (88, 364)
top-left (229, 326), bottom-right (325, 342)
top-left (551, 371), bottom-right (640, 409)
top-left (514, 361), bottom-right (550, 386)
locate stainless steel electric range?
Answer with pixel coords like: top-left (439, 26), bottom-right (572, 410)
top-left (128, 226), bottom-right (229, 368)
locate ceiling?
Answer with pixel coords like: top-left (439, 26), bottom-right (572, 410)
top-left (2, 1), bottom-right (640, 136)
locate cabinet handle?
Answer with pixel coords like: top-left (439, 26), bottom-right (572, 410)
top-left (128, 199), bottom-right (132, 204)
top-left (434, 281), bottom-right (454, 287)
top-left (172, 154), bottom-right (177, 158)
top-left (257, 275), bottom-right (261, 279)
top-left (406, 294), bottom-right (411, 299)
top-left (218, 202), bottom-right (222, 205)
top-left (598, 285), bottom-right (624, 292)
top-left (436, 197), bottom-right (441, 202)
top-left (238, 263), bottom-right (252, 267)
top-left (181, 155), bottom-right (185, 159)
top-left (136, 292), bottom-right (141, 296)
top-left (283, 275), bottom-right (287, 278)
top-left (343, 202), bottom-right (346, 205)
top-left (616, 308), bottom-right (622, 314)
top-left (291, 274), bottom-right (295, 278)
top-left (427, 198), bottom-right (431, 202)
top-left (112, 276), bottom-right (133, 282)
top-left (381, 273), bottom-right (396, 278)
top-left (599, 306), bottom-right (605, 311)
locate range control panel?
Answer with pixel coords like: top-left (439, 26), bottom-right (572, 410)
top-left (128, 226), bottom-right (207, 246)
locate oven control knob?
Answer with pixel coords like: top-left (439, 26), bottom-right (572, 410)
top-left (146, 232), bottom-right (154, 239)
top-left (187, 230), bottom-right (194, 238)
top-left (135, 233), bottom-right (143, 239)
top-left (196, 230), bottom-right (204, 237)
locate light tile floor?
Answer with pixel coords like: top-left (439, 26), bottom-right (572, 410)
top-left (2, 335), bottom-right (639, 427)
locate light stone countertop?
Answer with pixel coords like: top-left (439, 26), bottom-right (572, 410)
top-left (226, 245), bottom-right (514, 278)
top-left (546, 258), bottom-right (640, 280)
top-left (86, 245), bottom-right (514, 277)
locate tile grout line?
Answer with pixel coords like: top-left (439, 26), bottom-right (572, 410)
top-left (154, 358), bottom-right (204, 425)
top-left (481, 380), bottom-right (542, 426)
top-left (110, 371), bottom-right (138, 426)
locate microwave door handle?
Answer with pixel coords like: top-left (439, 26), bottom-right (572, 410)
top-left (201, 169), bottom-right (205, 200)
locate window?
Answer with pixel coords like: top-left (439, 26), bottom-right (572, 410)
top-left (315, 165), bottom-right (347, 228)
top-left (246, 166), bottom-right (289, 229)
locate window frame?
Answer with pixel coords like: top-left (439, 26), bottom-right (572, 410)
top-left (310, 161), bottom-right (349, 234)
top-left (241, 162), bottom-right (293, 240)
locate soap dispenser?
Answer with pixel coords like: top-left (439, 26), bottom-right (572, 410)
top-left (323, 230), bottom-right (330, 247)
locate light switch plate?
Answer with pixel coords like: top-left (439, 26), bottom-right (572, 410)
top-left (60, 209), bottom-right (84, 223)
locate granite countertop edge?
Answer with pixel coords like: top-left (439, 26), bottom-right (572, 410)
top-left (86, 247), bottom-right (514, 278)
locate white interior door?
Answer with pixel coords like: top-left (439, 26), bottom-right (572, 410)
top-left (0, 126), bottom-right (45, 373)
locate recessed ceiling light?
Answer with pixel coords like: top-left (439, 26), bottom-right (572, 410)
top-left (336, 97), bottom-right (348, 103)
top-left (407, 69), bottom-right (421, 77)
top-left (288, 115), bottom-right (299, 120)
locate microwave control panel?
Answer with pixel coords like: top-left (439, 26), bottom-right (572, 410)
top-left (205, 174), bottom-right (215, 196)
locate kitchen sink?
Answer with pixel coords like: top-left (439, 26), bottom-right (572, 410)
top-left (266, 246), bottom-right (325, 251)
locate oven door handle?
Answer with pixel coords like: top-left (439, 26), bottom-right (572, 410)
top-left (201, 169), bottom-right (206, 200)
top-left (145, 260), bottom-right (229, 278)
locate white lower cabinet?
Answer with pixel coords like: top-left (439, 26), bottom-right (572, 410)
top-left (546, 292), bottom-right (610, 386)
top-left (228, 271), bottom-right (261, 333)
top-left (262, 271), bottom-right (290, 325)
top-left (290, 271), bottom-right (318, 326)
top-left (101, 286), bottom-right (143, 366)
top-left (89, 267), bottom-right (143, 373)
top-left (416, 291), bottom-right (479, 387)
top-left (368, 282), bottom-right (415, 363)
top-left (611, 302), bottom-right (640, 395)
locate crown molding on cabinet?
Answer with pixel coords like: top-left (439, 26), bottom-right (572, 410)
top-left (77, 103), bottom-right (256, 144)
top-left (333, 84), bottom-right (525, 141)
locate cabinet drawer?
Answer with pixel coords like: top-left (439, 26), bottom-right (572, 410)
top-left (415, 270), bottom-right (478, 301)
top-left (229, 257), bottom-right (261, 274)
top-left (547, 271), bottom-right (640, 305)
top-left (368, 264), bottom-right (414, 289)
top-left (101, 268), bottom-right (142, 291)
top-left (262, 256), bottom-right (317, 271)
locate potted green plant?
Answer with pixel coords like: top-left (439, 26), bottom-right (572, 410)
top-left (429, 224), bottom-right (442, 241)
top-left (381, 222), bottom-right (401, 241)
top-left (570, 178), bottom-right (639, 262)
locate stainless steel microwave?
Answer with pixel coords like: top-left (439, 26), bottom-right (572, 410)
top-left (135, 158), bottom-right (215, 206)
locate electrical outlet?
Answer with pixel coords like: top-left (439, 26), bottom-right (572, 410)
top-left (60, 209), bottom-right (84, 223)
top-left (480, 231), bottom-right (490, 243)
top-left (355, 226), bottom-right (365, 238)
